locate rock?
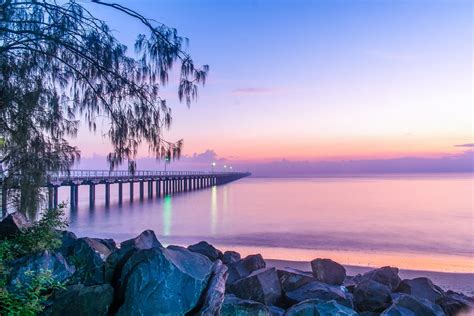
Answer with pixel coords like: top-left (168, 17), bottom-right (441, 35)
top-left (9, 251), bottom-right (75, 288)
top-left (223, 250), bottom-right (241, 265)
top-left (93, 238), bottom-right (116, 252)
top-left (285, 299), bottom-right (358, 316)
top-left (397, 277), bottom-right (444, 303)
top-left (311, 258), bottom-right (346, 286)
top-left (117, 245), bottom-right (213, 315)
top-left (277, 267), bottom-right (316, 292)
top-left (284, 281), bottom-right (353, 308)
top-left (122, 229), bottom-right (162, 250)
top-left (71, 237), bottom-right (113, 285)
top-left (105, 230), bottom-right (162, 283)
top-left (307, 300), bottom-right (359, 315)
top-left (0, 212), bottom-right (31, 239)
top-left (220, 295), bottom-right (272, 316)
top-left (269, 305), bottom-right (285, 316)
top-left (343, 274), bottom-right (362, 293)
top-left (228, 267), bottom-right (282, 305)
top-left (381, 293), bottom-right (445, 316)
top-left (188, 240), bottom-right (223, 261)
top-left (282, 298), bottom-right (322, 316)
top-left (57, 230), bottom-right (77, 257)
top-left (196, 260), bottom-right (228, 315)
top-left (353, 279), bottom-right (392, 312)
top-left (42, 284), bottom-right (114, 316)
top-left (227, 254), bottom-right (266, 284)
top-left (360, 266), bottom-right (401, 291)
top-left (436, 290), bottom-right (474, 316)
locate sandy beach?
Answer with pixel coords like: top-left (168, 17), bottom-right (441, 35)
top-left (266, 259), bottom-right (474, 296)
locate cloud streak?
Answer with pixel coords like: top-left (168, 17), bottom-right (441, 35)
top-left (362, 49), bottom-right (416, 61)
top-left (238, 151), bottom-right (474, 177)
top-left (455, 143), bottom-right (474, 148)
top-left (231, 87), bottom-right (277, 95)
top-left (75, 150), bottom-right (474, 176)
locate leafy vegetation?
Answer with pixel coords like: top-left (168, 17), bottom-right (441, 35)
top-left (0, 269), bottom-right (63, 316)
top-left (0, 205), bottom-right (68, 315)
top-left (0, 0), bottom-right (208, 214)
top-left (9, 204), bottom-right (68, 258)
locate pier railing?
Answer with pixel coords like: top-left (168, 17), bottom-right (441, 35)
top-left (47, 170), bottom-right (239, 182)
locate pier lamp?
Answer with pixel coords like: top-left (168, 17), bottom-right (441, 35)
top-left (164, 156), bottom-right (170, 172)
top-left (224, 165), bottom-right (227, 172)
top-left (230, 166), bottom-right (233, 172)
top-left (212, 162), bottom-right (216, 173)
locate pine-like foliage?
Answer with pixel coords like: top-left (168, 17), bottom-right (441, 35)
top-left (0, 0), bottom-right (208, 214)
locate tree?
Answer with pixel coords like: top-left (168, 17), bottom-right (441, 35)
top-left (0, 0), bottom-right (208, 214)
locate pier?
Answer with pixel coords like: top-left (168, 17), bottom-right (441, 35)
top-left (1, 170), bottom-right (250, 214)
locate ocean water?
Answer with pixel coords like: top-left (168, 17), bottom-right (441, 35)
top-left (60, 173), bottom-right (474, 272)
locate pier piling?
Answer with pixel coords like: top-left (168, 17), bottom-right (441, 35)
top-left (12, 170), bottom-right (251, 210)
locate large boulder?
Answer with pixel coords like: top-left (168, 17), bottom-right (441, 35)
top-left (353, 279), bottom-right (392, 312)
top-left (286, 299), bottom-right (358, 316)
top-left (343, 274), bottom-right (362, 293)
top-left (381, 293), bottom-right (445, 316)
top-left (0, 212), bottom-right (31, 239)
top-left (71, 237), bottom-right (113, 285)
top-left (360, 266), bottom-right (401, 291)
top-left (269, 305), bottom-right (285, 315)
top-left (284, 281), bottom-right (353, 308)
top-left (121, 230), bottom-right (162, 251)
top-left (397, 277), bottom-right (444, 303)
top-left (57, 230), bottom-right (77, 257)
top-left (311, 258), bottom-right (346, 286)
top-left (9, 251), bottom-right (75, 288)
top-left (220, 295), bottom-right (271, 316)
top-left (117, 245), bottom-right (213, 315)
top-left (42, 284), bottom-right (114, 316)
top-left (277, 267), bottom-right (316, 292)
top-left (436, 290), bottom-right (474, 316)
top-left (188, 240), bottom-right (223, 261)
top-left (105, 230), bottom-right (162, 283)
top-left (223, 250), bottom-right (241, 265)
top-left (227, 254), bottom-right (266, 284)
top-left (228, 267), bottom-right (282, 305)
top-left (196, 260), bottom-right (228, 315)
top-left (95, 238), bottom-right (116, 252)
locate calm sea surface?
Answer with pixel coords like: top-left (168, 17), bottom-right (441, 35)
top-left (60, 173), bottom-right (474, 272)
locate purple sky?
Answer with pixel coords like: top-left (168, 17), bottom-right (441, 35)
top-left (70, 0), bottom-right (472, 175)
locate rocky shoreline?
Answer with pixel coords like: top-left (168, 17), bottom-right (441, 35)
top-left (1, 213), bottom-right (473, 315)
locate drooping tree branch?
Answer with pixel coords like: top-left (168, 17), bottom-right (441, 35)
top-left (0, 0), bottom-right (209, 213)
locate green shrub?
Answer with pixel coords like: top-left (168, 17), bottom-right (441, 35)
top-left (0, 205), bottom-right (68, 315)
top-left (0, 269), bottom-right (63, 316)
top-left (9, 204), bottom-right (68, 258)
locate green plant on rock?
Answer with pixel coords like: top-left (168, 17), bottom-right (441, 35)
top-left (9, 204), bottom-right (68, 258)
top-left (0, 205), bottom-right (68, 315)
top-left (0, 269), bottom-right (63, 316)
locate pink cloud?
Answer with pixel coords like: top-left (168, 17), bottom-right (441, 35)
top-left (231, 87), bottom-right (277, 95)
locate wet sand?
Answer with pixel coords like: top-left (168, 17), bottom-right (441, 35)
top-left (266, 259), bottom-right (474, 296)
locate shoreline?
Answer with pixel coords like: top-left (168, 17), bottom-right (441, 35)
top-left (70, 231), bottom-right (474, 295)
top-left (224, 244), bottom-right (474, 274)
top-left (73, 232), bottom-right (474, 274)
top-left (266, 259), bottom-right (474, 296)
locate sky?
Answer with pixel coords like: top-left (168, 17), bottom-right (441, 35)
top-left (72, 0), bottom-right (473, 174)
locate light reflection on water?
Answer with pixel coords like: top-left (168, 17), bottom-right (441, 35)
top-left (211, 186), bottom-right (217, 235)
top-left (60, 174), bottom-right (474, 272)
top-left (162, 195), bottom-right (172, 236)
